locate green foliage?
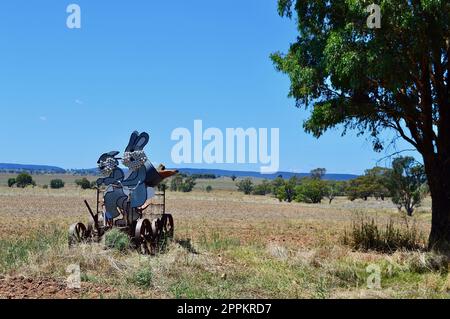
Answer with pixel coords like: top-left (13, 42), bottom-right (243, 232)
top-left (206, 185), bottom-right (213, 193)
top-left (42, 184), bottom-right (48, 189)
top-left (275, 177), bottom-right (299, 202)
top-left (7, 178), bottom-right (16, 187)
top-left (252, 179), bottom-right (272, 195)
top-left (75, 178), bottom-right (92, 190)
top-left (191, 173), bottom-right (216, 179)
top-left (170, 174), bottom-right (196, 192)
top-left (129, 265), bottom-right (153, 288)
top-left (324, 180), bottom-right (347, 204)
top-left (386, 157), bottom-right (428, 216)
top-left (342, 215), bottom-right (426, 253)
top-left (170, 174), bottom-right (183, 191)
top-left (15, 173), bottom-right (35, 188)
top-left (294, 178), bottom-right (327, 203)
top-left (272, 0), bottom-right (449, 150)
top-left (347, 167), bottom-right (390, 201)
top-left (105, 229), bottom-right (130, 252)
top-left (230, 175), bottom-right (237, 181)
top-left (182, 176), bottom-right (196, 192)
top-left (236, 178), bottom-right (254, 195)
top-left (50, 179), bottom-right (65, 189)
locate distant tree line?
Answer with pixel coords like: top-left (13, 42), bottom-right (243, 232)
top-left (190, 173), bottom-right (216, 179)
top-left (236, 157), bottom-right (428, 216)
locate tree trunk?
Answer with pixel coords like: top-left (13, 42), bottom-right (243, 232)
top-left (425, 158), bottom-right (450, 252)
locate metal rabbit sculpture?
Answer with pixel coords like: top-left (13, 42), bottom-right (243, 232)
top-left (96, 131), bottom-right (178, 222)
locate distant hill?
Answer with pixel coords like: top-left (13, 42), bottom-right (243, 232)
top-left (0, 163), bottom-right (358, 181)
top-left (0, 163), bottom-right (66, 174)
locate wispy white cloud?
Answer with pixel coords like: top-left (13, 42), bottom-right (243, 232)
top-left (39, 116), bottom-right (47, 121)
top-left (75, 99), bottom-right (84, 105)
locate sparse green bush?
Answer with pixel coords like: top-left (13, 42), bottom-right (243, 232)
top-left (275, 177), bottom-right (299, 202)
top-left (75, 178), bottom-right (91, 190)
top-left (342, 215), bottom-right (426, 253)
top-left (50, 179), bottom-right (65, 189)
top-left (129, 265), bottom-right (153, 288)
top-left (105, 229), bottom-right (130, 252)
top-left (252, 180), bottom-right (272, 195)
top-left (42, 184), bottom-right (48, 189)
top-left (15, 173), bottom-right (35, 188)
top-left (236, 178), bottom-right (254, 195)
top-left (170, 174), bottom-right (196, 192)
top-left (7, 178), bottom-right (16, 187)
top-left (206, 185), bottom-right (213, 193)
top-left (180, 176), bottom-right (196, 192)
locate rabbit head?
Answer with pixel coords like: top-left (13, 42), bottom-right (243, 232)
top-left (122, 131), bottom-right (150, 171)
top-left (97, 151), bottom-right (120, 176)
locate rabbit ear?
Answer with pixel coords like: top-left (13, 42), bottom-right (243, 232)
top-left (125, 131), bottom-right (139, 152)
top-left (134, 132), bottom-right (149, 150)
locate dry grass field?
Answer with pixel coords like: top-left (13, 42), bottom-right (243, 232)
top-left (0, 175), bottom-right (449, 299)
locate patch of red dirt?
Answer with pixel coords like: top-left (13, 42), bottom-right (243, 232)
top-left (0, 275), bottom-right (116, 299)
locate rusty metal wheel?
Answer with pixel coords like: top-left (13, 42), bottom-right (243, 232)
top-left (68, 222), bottom-right (87, 247)
top-left (134, 219), bottom-right (154, 255)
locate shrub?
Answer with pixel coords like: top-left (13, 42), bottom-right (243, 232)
top-left (170, 174), bottom-right (183, 191)
top-left (275, 177), bottom-right (299, 202)
top-left (342, 215), bottom-right (426, 253)
top-left (295, 179), bottom-right (326, 203)
top-left (180, 176), bottom-right (196, 192)
top-left (129, 265), bottom-right (153, 288)
top-left (15, 173), bottom-right (35, 188)
top-left (206, 185), bottom-right (213, 193)
top-left (191, 173), bottom-right (216, 179)
top-left (75, 178), bottom-right (91, 190)
top-left (42, 184), bottom-right (48, 189)
top-left (236, 178), bottom-right (254, 195)
top-left (7, 178), bottom-right (16, 187)
top-left (105, 229), bottom-right (130, 252)
top-left (252, 180), bottom-right (272, 195)
top-left (50, 179), bottom-right (65, 189)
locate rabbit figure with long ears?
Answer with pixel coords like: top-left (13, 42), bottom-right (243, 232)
top-left (96, 151), bottom-right (128, 220)
top-left (121, 131), bottom-right (178, 210)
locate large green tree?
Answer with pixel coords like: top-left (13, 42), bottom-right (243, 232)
top-left (272, 0), bottom-right (449, 250)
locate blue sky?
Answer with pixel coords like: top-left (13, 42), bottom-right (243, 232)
top-left (0, 1), bottom-right (418, 174)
